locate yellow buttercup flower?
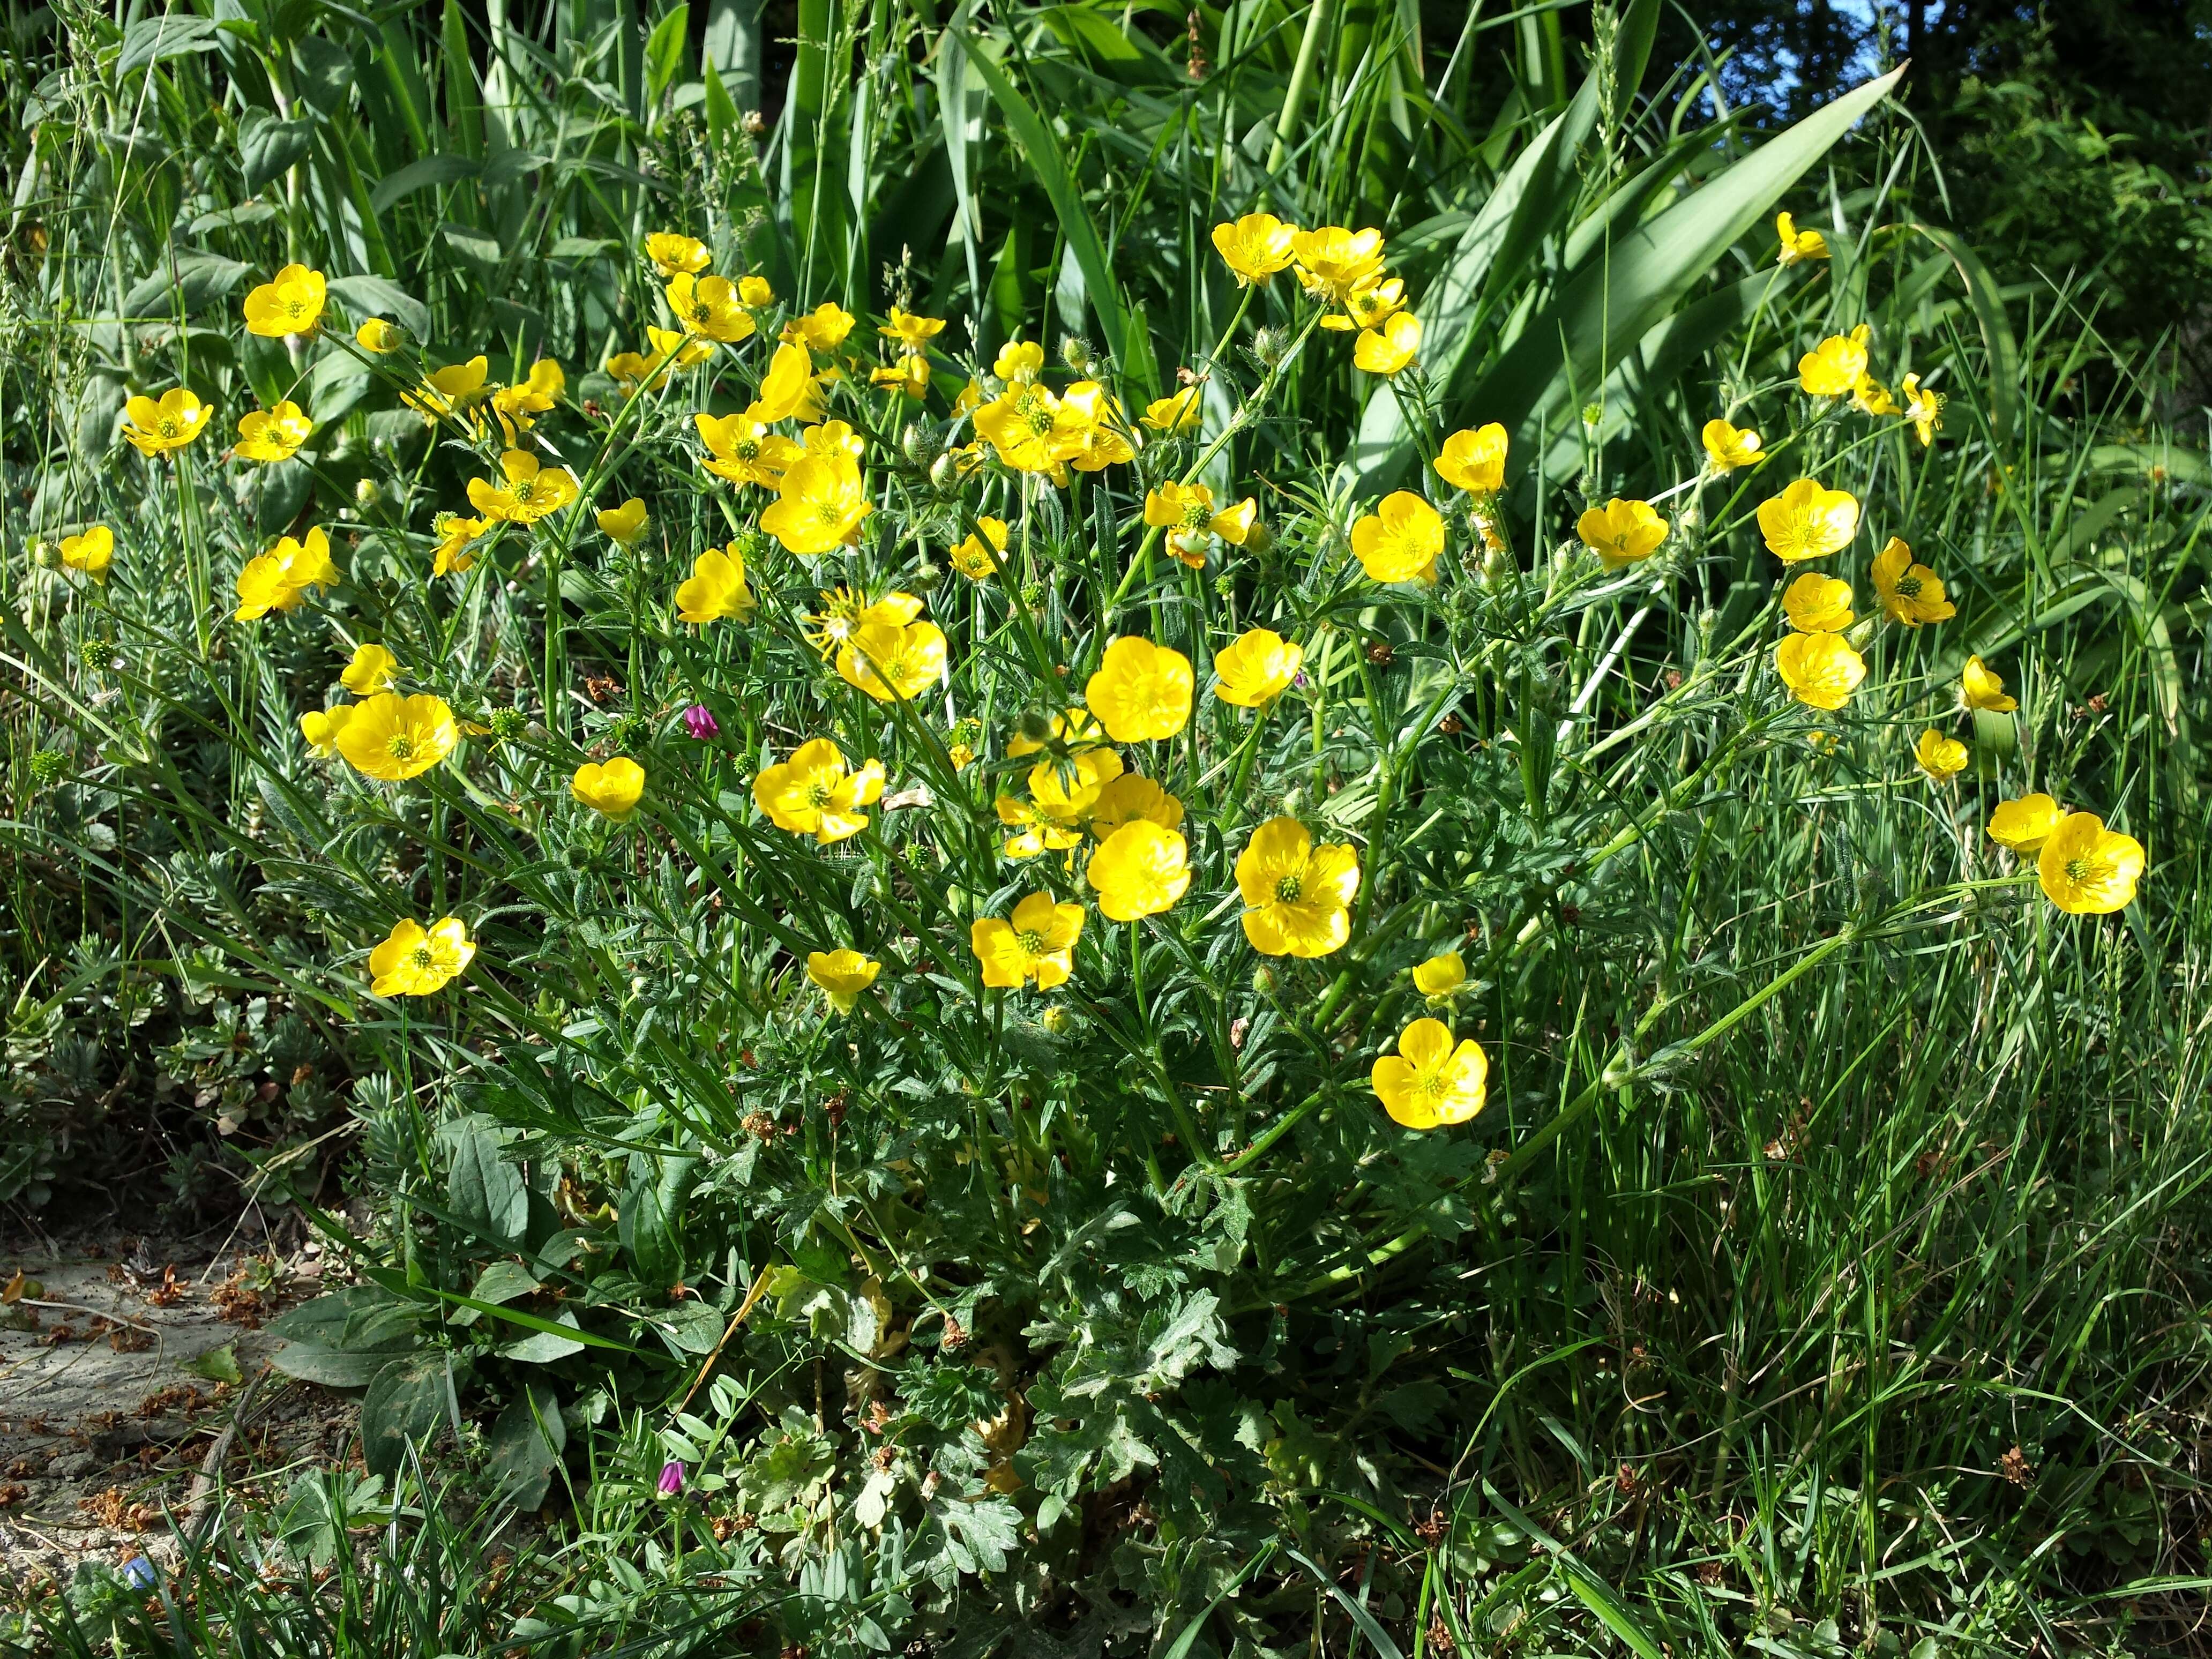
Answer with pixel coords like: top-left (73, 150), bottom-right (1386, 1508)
top-left (805, 588), bottom-right (920, 656)
top-left (1988, 794), bottom-right (2063, 851)
top-left (1291, 226), bottom-right (1386, 304)
top-left (341, 643), bottom-right (399, 695)
top-left (300, 705), bottom-right (353, 757)
top-left (1960, 655), bottom-right (2017, 713)
top-left (242, 263), bottom-right (326, 337)
top-left (1775, 211), bottom-right (1829, 266)
top-left (674, 546), bottom-right (757, 623)
top-left (1576, 498), bottom-right (1667, 569)
top-left (997, 793), bottom-right (1084, 860)
top-left (2038, 813), bottom-right (2144, 914)
top-left (802, 420), bottom-right (866, 459)
top-left (950, 517), bottom-right (1009, 579)
top-left (1870, 537), bottom-right (1955, 625)
top-left (1701, 419), bottom-right (1761, 471)
top-left (993, 339), bottom-right (1047, 383)
top-left (1851, 373), bottom-right (1897, 418)
top-left (1371, 1018), bottom-right (1487, 1129)
top-left (1144, 481), bottom-right (1256, 567)
top-left (491, 358), bottom-right (565, 438)
top-left (1350, 491), bottom-right (1445, 584)
top-left (1411, 952), bottom-right (1466, 998)
top-left (870, 355), bottom-right (931, 399)
top-left (1141, 387), bottom-right (1203, 434)
top-left (1900, 373), bottom-right (1944, 446)
top-left (783, 302), bottom-right (855, 353)
top-left (402, 356), bottom-right (491, 428)
top-left (665, 273), bottom-right (756, 342)
top-left (606, 350), bottom-right (666, 391)
top-left (122, 388), bottom-right (211, 454)
top-left (1914, 727), bottom-right (1968, 780)
top-left (1782, 572), bottom-right (1854, 633)
top-left (1086, 821), bottom-right (1191, 922)
top-left (1322, 275), bottom-right (1406, 333)
top-left (696, 410), bottom-right (800, 489)
top-left (1212, 213), bottom-right (1299, 284)
top-left (836, 618), bottom-right (948, 703)
top-left (972, 892), bottom-right (1085, 990)
top-left (1029, 747), bottom-right (1124, 826)
top-left (1354, 312), bottom-right (1421, 376)
top-left (1236, 817), bottom-right (1358, 958)
top-left (1059, 382), bottom-right (1135, 473)
top-left (468, 450), bottom-right (580, 524)
top-left (1085, 637), bottom-right (1193, 743)
top-left (973, 382), bottom-right (1083, 479)
top-left (336, 691), bottom-right (457, 781)
top-left (1757, 477), bottom-right (1860, 562)
top-left (234, 400), bottom-right (313, 464)
top-left (367, 916), bottom-right (474, 998)
top-left (432, 513), bottom-right (489, 577)
top-left (738, 274), bottom-right (775, 308)
top-left (1089, 774), bottom-right (1184, 839)
top-left (761, 452), bottom-right (873, 554)
top-left (356, 318), bottom-right (403, 353)
top-left (1774, 631), bottom-right (1866, 711)
top-left (806, 950), bottom-right (880, 1013)
top-left (1798, 324), bottom-right (1871, 397)
top-left (59, 525), bottom-right (113, 579)
top-left (572, 757), bottom-right (646, 821)
top-left (879, 308), bottom-right (946, 352)
top-left (754, 738), bottom-right (885, 844)
top-left (1214, 628), bottom-right (1303, 709)
top-left (235, 526), bottom-right (340, 619)
top-left (1434, 424), bottom-right (1507, 495)
top-left (597, 498), bottom-right (650, 544)
top-left (650, 324), bottom-right (716, 369)
top-left (645, 231), bottom-right (711, 276)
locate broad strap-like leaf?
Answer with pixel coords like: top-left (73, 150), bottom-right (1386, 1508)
top-left (952, 32), bottom-right (1139, 390)
top-left (1467, 63), bottom-right (1907, 475)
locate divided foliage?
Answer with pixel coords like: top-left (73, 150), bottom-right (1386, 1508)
top-left (4, 2), bottom-right (2211, 1655)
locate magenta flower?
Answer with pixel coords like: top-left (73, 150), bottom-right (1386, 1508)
top-left (682, 704), bottom-right (719, 741)
top-left (657, 1458), bottom-right (686, 1496)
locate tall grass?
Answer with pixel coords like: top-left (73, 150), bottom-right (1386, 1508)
top-left (3, 2), bottom-right (2210, 1656)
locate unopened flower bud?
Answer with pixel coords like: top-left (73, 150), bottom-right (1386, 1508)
top-left (928, 450), bottom-right (961, 490)
top-left (29, 539), bottom-right (59, 569)
top-left (1251, 965), bottom-right (1277, 996)
top-left (354, 477), bottom-right (383, 507)
top-left (1060, 334), bottom-right (1094, 374)
top-left (1250, 326), bottom-right (1285, 367)
top-left (1243, 520), bottom-right (1275, 557)
top-left (900, 421), bottom-right (939, 469)
top-left (1017, 709), bottom-right (1052, 746)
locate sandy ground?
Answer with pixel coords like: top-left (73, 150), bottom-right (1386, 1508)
top-left (0, 1223), bottom-right (355, 1585)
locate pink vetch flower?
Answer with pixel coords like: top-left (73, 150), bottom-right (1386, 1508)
top-left (682, 705), bottom-right (719, 741)
top-left (657, 1459), bottom-right (686, 1496)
